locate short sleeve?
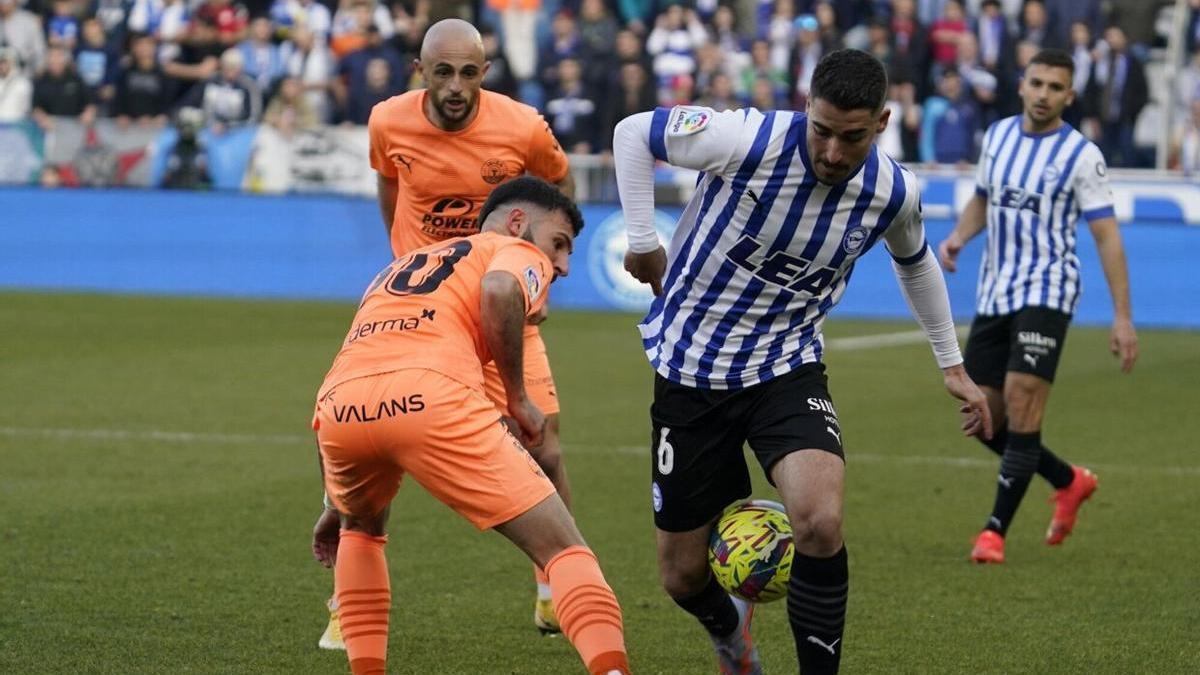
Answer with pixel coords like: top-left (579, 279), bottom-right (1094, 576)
top-left (884, 169), bottom-right (929, 263)
top-left (1073, 144), bottom-right (1115, 223)
top-left (974, 129), bottom-right (991, 198)
top-left (648, 105), bottom-right (762, 176)
top-left (526, 115), bottom-right (571, 184)
top-left (367, 107), bottom-right (397, 178)
top-left (487, 241), bottom-right (552, 316)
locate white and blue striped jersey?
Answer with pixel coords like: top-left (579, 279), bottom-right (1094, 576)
top-left (640, 105), bottom-right (925, 390)
top-left (974, 116), bottom-right (1115, 316)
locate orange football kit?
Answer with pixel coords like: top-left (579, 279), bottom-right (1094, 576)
top-left (314, 233), bottom-right (628, 675)
top-left (368, 89), bottom-right (569, 417)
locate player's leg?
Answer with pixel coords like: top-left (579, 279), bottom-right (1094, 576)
top-left (749, 364), bottom-right (846, 675)
top-left (650, 373), bottom-right (760, 674)
top-left (964, 313), bottom-right (1075, 489)
top-left (406, 374), bottom-right (627, 674)
top-left (494, 497), bottom-right (630, 675)
top-left (315, 375), bottom-right (408, 675)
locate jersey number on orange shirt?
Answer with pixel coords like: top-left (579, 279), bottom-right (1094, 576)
top-left (364, 239), bottom-right (474, 302)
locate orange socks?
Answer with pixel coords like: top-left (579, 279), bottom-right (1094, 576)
top-left (545, 545), bottom-right (630, 675)
top-left (334, 530), bottom-right (390, 675)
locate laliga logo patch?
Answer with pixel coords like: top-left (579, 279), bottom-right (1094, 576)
top-left (523, 266), bottom-right (541, 301)
top-left (1041, 164), bottom-right (1060, 182)
top-left (668, 107), bottom-right (711, 136)
top-left (587, 209), bottom-right (677, 311)
top-left (841, 226), bottom-right (868, 255)
top-left (651, 482), bottom-right (663, 512)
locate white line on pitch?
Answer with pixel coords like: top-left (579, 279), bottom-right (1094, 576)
top-left (2, 426), bottom-right (1196, 476)
top-left (825, 326), bottom-right (971, 351)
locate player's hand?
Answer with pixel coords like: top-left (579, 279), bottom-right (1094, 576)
top-left (1111, 316), bottom-right (1138, 373)
top-left (624, 246), bottom-right (668, 296)
top-left (942, 364), bottom-right (992, 440)
top-left (508, 396), bottom-right (546, 449)
top-left (937, 233), bottom-right (964, 273)
top-left (312, 507), bottom-right (341, 568)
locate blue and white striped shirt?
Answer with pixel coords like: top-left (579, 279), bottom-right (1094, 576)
top-left (639, 105), bottom-right (925, 390)
top-left (974, 116), bottom-right (1115, 316)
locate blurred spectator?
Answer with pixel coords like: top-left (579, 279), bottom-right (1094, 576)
top-left (480, 24), bottom-right (518, 98)
top-left (0, 0), bottom-right (46, 76)
top-left (789, 15), bottom-right (824, 108)
top-left (269, 0), bottom-right (332, 40)
top-left (1043, 0), bottom-right (1102, 49)
top-left (263, 74), bottom-right (317, 134)
top-left (996, 38), bottom-right (1038, 116)
top-left (47, 0), bottom-right (82, 51)
top-left (1107, 0), bottom-right (1171, 49)
top-left (127, 0), bottom-right (190, 62)
top-left (238, 16), bottom-right (287, 93)
top-left (181, 47), bottom-right (262, 129)
top-left (975, 0), bottom-right (1013, 75)
top-left (0, 46), bottom-right (32, 122)
top-left (646, 4), bottom-right (707, 82)
top-left (1065, 21), bottom-right (1095, 127)
top-left (334, 24), bottom-right (403, 119)
top-left (766, 0), bottom-right (796, 72)
top-left (813, 2), bottom-right (845, 52)
top-left (342, 56), bottom-right (391, 124)
top-left (32, 46), bottom-right (96, 131)
top-left (333, 0), bottom-right (394, 39)
top-left (1177, 98), bottom-right (1200, 175)
top-left (613, 28), bottom-right (651, 70)
top-left (578, 0), bottom-right (617, 88)
top-left (544, 57), bottom-right (597, 152)
top-left (1019, 0), bottom-right (1054, 48)
top-left (89, 0), bottom-right (133, 51)
top-left (1175, 48), bottom-right (1200, 139)
top-left (695, 71), bottom-right (738, 111)
top-left (952, 32), bottom-right (997, 121)
top-left (193, 0), bottom-right (248, 47)
top-left (1086, 25), bottom-right (1148, 167)
top-left (742, 39), bottom-right (786, 107)
top-left (748, 73), bottom-right (782, 109)
top-left (75, 18), bottom-right (120, 113)
top-left (599, 60), bottom-right (654, 152)
top-left (162, 106), bottom-right (212, 189)
top-left (282, 25), bottom-right (333, 122)
top-left (893, 78), bottom-right (924, 159)
top-left (920, 68), bottom-right (978, 164)
top-left (114, 33), bottom-right (171, 125)
top-left (890, 0), bottom-right (929, 95)
top-left (163, 17), bottom-right (224, 98)
top-left (614, 0), bottom-right (654, 33)
top-left (538, 8), bottom-right (580, 88)
top-left (710, 4), bottom-right (749, 64)
top-left (488, 0), bottom-right (540, 83)
top-left (928, 0), bottom-right (967, 68)
top-left (692, 42), bottom-right (724, 98)
top-left (867, 18), bottom-right (912, 84)
top-left (661, 72), bottom-right (694, 107)
top-left (389, 1), bottom-right (430, 53)
top-left (330, 1), bottom-right (373, 59)
top-left (1188, 0), bottom-right (1200, 54)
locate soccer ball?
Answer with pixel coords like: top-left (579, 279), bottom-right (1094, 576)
top-left (708, 500), bottom-right (794, 603)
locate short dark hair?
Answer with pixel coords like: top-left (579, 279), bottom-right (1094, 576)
top-left (1028, 48), bottom-right (1074, 78)
top-left (478, 176), bottom-right (584, 235)
top-left (809, 49), bottom-right (888, 113)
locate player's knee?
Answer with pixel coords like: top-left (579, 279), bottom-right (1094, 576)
top-left (658, 552), bottom-right (710, 599)
top-left (1003, 376), bottom-right (1046, 427)
top-left (789, 508), bottom-right (843, 556)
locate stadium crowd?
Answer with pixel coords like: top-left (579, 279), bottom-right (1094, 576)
top-left (2, 0), bottom-right (1200, 170)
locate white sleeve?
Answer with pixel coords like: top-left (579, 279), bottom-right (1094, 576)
top-left (1073, 143), bottom-right (1116, 223)
top-left (974, 125), bottom-right (992, 197)
top-left (884, 183), bottom-right (963, 369)
top-left (613, 111), bottom-right (662, 253)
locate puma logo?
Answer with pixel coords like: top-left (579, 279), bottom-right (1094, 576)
top-left (806, 636), bottom-right (840, 655)
top-left (998, 474), bottom-right (1013, 489)
top-left (1024, 353), bottom-right (1039, 368)
top-left (827, 426), bottom-right (841, 444)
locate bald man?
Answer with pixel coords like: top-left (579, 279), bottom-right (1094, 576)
top-left (313, 18), bottom-right (581, 649)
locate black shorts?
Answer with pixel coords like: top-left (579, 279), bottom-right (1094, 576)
top-left (964, 306), bottom-right (1072, 389)
top-left (648, 363), bottom-right (844, 533)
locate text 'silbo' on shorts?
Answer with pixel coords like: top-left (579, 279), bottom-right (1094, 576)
top-left (315, 369), bottom-right (555, 530)
top-left (964, 306), bottom-right (1072, 389)
top-left (482, 325), bottom-right (559, 416)
top-left (648, 363), bottom-right (844, 532)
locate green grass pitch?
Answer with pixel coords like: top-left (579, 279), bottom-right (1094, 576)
top-left (1, 292), bottom-right (1197, 673)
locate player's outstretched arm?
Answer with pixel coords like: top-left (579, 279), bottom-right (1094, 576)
top-left (481, 271), bottom-right (545, 448)
top-left (1088, 215), bottom-right (1138, 373)
top-left (938, 193), bottom-right (988, 273)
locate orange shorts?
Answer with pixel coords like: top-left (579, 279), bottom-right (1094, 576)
top-left (315, 369), bottom-right (556, 530)
top-left (482, 324), bottom-right (559, 416)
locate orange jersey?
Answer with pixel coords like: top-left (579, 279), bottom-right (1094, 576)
top-left (319, 232), bottom-right (553, 398)
top-left (368, 89), bottom-right (571, 257)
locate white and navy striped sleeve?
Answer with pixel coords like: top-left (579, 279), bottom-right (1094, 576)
top-left (883, 169), bottom-right (928, 264)
top-left (1072, 143), bottom-right (1115, 223)
top-left (647, 105), bottom-right (763, 176)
